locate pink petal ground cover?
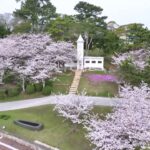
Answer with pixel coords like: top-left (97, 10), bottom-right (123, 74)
top-left (85, 74), bottom-right (117, 83)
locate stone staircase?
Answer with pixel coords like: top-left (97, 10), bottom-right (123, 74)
top-left (69, 70), bottom-right (82, 94)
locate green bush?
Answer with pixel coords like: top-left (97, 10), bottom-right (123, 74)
top-left (45, 80), bottom-right (53, 87)
top-left (16, 84), bottom-right (22, 93)
top-left (7, 87), bottom-right (20, 97)
top-left (0, 89), bottom-right (6, 99)
top-left (119, 59), bottom-right (142, 86)
top-left (34, 83), bottom-right (43, 92)
top-left (26, 84), bottom-right (35, 94)
top-left (42, 86), bottom-right (52, 96)
top-left (3, 74), bottom-right (15, 83)
top-left (3, 70), bottom-right (16, 84)
top-left (0, 114), bottom-right (10, 120)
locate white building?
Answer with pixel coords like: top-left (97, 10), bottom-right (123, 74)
top-left (77, 35), bottom-right (104, 70)
top-left (65, 35), bottom-right (104, 70)
top-left (84, 56), bottom-right (104, 70)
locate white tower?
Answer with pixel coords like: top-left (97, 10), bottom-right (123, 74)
top-left (77, 35), bottom-right (84, 70)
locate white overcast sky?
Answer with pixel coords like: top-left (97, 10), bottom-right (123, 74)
top-left (0, 0), bottom-right (150, 28)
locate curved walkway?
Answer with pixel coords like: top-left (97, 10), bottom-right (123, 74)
top-left (0, 95), bottom-right (121, 112)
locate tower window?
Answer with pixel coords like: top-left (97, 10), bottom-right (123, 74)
top-left (85, 61), bottom-right (90, 63)
top-left (98, 61), bottom-right (102, 63)
top-left (92, 61), bottom-right (96, 63)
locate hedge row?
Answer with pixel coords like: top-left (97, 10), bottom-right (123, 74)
top-left (0, 87), bottom-right (20, 98)
top-left (26, 84), bottom-right (52, 95)
top-left (0, 80), bottom-right (53, 98)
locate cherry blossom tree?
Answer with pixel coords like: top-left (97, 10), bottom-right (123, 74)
top-left (0, 34), bottom-right (52, 90)
top-left (54, 95), bottom-right (94, 124)
top-left (45, 41), bottom-right (76, 69)
top-left (29, 55), bottom-right (57, 87)
top-left (112, 49), bottom-right (150, 70)
top-left (0, 34), bottom-right (76, 91)
top-left (84, 83), bottom-right (150, 150)
top-left (0, 57), bottom-right (13, 83)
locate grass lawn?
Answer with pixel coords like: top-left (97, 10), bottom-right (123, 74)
top-left (0, 71), bottom-right (74, 102)
top-left (52, 71), bottom-right (74, 94)
top-left (0, 105), bottom-right (112, 150)
top-left (0, 92), bottom-right (44, 102)
top-left (78, 70), bottom-right (118, 97)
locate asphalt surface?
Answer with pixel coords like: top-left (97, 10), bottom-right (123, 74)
top-left (0, 95), bottom-right (120, 111)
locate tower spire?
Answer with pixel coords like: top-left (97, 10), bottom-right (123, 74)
top-left (77, 35), bottom-right (84, 70)
top-left (77, 34), bottom-right (84, 42)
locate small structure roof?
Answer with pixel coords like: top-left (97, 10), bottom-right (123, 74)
top-left (77, 35), bottom-right (84, 42)
top-left (84, 56), bottom-right (104, 59)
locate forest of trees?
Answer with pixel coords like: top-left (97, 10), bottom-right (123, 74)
top-left (0, 0), bottom-right (149, 56)
top-left (1, 0), bottom-right (150, 86)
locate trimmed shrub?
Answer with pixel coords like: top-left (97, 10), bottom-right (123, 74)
top-left (7, 87), bottom-right (20, 97)
top-left (45, 80), bottom-right (53, 87)
top-left (0, 115), bottom-right (10, 120)
top-left (42, 86), bottom-right (52, 96)
top-left (26, 84), bottom-right (35, 94)
top-left (0, 89), bottom-right (6, 99)
top-left (3, 71), bottom-right (16, 84)
top-left (3, 74), bottom-right (15, 83)
top-left (16, 84), bottom-right (22, 93)
top-left (34, 83), bottom-right (43, 92)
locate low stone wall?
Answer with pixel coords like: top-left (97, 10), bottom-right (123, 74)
top-left (0, 131), bottom-right (60, 150)
top-left (34, 140), bottom-right (60, 150)
top-left (1, 132), bottom-right (36, 150)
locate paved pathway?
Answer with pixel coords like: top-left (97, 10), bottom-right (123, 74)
top-left (0, 95), bottom-right (121, 112)
top-left (69, 70), bottom-right (82, 94)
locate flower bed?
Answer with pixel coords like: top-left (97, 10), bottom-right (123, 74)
top-left (85, 74), bottom-right (117, 83)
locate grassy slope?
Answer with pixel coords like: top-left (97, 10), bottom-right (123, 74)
top-left (0, 70), bottom-right (118, 102)
top-left (0, 71), bottom-right (74, 102)
top-left (0, 105), bottom-right (112, 150)
top-left (52, 71), bottom-right (74, 94)
top-left (0, 92), bottom-right (44, 102)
